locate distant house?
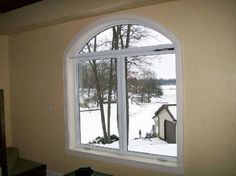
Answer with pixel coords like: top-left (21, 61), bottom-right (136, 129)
top-left (153, 104), bottom-right (177, 143)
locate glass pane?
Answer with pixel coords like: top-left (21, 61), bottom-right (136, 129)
top-left (78, 58), bottom-right (119, 149)
top-left (79, 24), bottom-right (172, 54)
top-left (126, 54), bottom-right (177, 157)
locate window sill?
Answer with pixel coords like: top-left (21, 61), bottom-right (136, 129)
top-left (67, 146), bottom-right (184, 175)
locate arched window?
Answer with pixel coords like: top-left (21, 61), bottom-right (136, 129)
top-left (65, 16), bottom-right (183, 174)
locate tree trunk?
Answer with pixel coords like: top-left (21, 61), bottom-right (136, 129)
top-left (107, 58), bottom-right (114, 143)
top-left (88, 37), bottom-right (108, 143)
top-left (90, 60), bottom-right (108, 143)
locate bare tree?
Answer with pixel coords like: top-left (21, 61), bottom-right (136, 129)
top-left (79, 24), bottom-right (159, 144)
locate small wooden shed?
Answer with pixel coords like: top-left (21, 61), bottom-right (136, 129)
top-left (153, 104), bottom-right (177, 143)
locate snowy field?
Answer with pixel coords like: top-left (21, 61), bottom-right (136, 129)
top-left (80, 85), bottom-right (177, 157)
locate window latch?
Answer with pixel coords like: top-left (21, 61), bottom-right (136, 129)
top-left (154, 47), bottom-right (174, 52)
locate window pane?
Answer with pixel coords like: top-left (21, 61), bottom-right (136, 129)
top-left (126, 54), bottom-right (177, 157)
top-left (78, 58), bottom-right (119, 149)
top-left (79, 24), bottom-right (172, 54)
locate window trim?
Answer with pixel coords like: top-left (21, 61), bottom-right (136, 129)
top-left (73, 46), bottom-right (177, 159)
top-left (64, 14), bottom-right (184, 175)
top-left (70, 44), bottom-right (175, 60)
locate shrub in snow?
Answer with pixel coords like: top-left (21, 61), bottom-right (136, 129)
top-left (145, 132), bottom-right (155, 139)
top-left (89, 134), bottom-right (119, 144)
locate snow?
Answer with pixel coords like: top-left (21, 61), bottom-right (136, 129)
top-left (129, 138), bottom-right (177, 157)
top-left (80, 85), bottom-right (177, 157)
top-left (80, 104), bottom-right (118, 144)
top-left (95, 138), bottom-right (177, 157)
top-left (168, 106), bottom-right (177, 120)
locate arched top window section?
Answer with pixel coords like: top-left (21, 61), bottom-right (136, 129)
top-left (78, 24), bottom-right (172, 54)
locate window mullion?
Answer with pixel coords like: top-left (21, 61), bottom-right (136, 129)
top-left (75, 63), bottom-right (81, 147)
top-left (117, 56), bottom-right (127, 154)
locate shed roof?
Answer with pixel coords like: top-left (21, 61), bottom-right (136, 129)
top-left (153, 104), bottom-right (177, 121)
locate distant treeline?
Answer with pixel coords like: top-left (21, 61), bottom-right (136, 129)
top-left (158, 78), bottom-right (176, 85)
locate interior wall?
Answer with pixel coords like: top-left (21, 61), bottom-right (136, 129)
top-left (0, 35), bottom-right (12, 146)
top-left (9, 0), bottom-right (236, 175)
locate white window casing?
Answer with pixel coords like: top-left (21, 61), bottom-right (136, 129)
top-left (64, 14), bottom-right (184, 175)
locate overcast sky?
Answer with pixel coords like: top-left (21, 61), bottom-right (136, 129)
top-left (151, 54), bottom-right (176, 79)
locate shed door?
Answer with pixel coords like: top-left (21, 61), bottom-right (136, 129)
top-left (164, 120), bottom-right (176, 143)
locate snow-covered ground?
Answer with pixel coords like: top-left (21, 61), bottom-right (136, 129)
top-left (80, 85), bottom-right (177, 157)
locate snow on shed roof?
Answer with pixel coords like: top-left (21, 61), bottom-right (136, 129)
top-left (153, 104), bottom-right (177, 121)
top-left (168, 105), bottom-right (177, 120)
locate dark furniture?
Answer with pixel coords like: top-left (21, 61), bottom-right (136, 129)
top-left (0, 89), bottom-right (8, 176)
top-left (0, 89), bottom-right (47, 176)
top-left (64, 167), bottom-right (112, 176)
top-left (6, 147), bottom-right (46, 176)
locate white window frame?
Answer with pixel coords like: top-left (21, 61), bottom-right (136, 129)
top-left (64, 15), bottom-right (184, 175)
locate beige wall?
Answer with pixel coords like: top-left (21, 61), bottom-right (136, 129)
top-left (0, 35), bottom-right (12, 146)
top-left (9, 0), bottom-right (236, 176)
